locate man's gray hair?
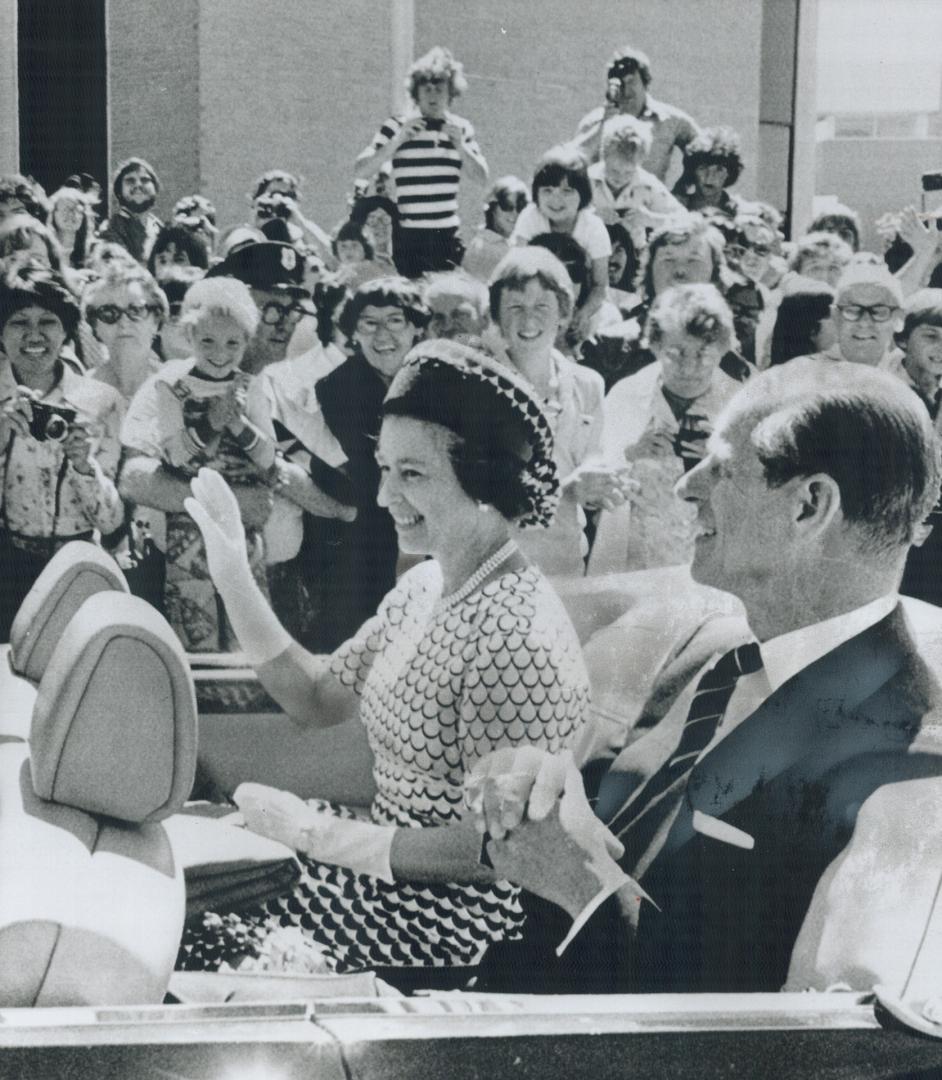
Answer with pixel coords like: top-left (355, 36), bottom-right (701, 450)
top-left (727, 359), bottom-right (940, 554)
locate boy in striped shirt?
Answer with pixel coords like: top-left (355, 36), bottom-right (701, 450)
top-left (355, 46), bottom-right (488, 279)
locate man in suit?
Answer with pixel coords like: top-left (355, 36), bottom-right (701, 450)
top-left (469, 357), bottom-right (942, 995)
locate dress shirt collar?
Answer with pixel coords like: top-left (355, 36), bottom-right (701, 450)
top-left (758, 593), bottom-right (898, 694)
top-left (638, 96), bottom-right (666, 121)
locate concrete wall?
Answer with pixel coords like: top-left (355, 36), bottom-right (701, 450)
top-left (815, 138), bottom-right (942, 252)
top-left (106, 0), bottom-right (201, 219)
top-left (0, 0), bottom-right (18, 172)
top-left (415, 0), bottom-right (764, 237)
top-left (196, 0), bottom-right (395, 236)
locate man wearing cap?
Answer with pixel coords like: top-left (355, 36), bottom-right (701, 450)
top-left (99, 157), bottom-right (163, 264)
top-left (120, 240), bottom-right (352, 642)
top-left (804, 263), bottom-right (906, 376)
top-left (573, 45), bottom-right (700, 182)
top-left (468, 360), bottom-right (942, 997)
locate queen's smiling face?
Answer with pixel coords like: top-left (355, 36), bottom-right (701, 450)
top-left (376, 415), bottom-right (494, 568)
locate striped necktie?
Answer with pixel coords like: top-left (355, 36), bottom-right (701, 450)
top-left (597, 642), bottom-right (764, 840)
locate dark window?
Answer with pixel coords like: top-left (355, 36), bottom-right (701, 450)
top-left (17, 0), bottom-right (107, 199)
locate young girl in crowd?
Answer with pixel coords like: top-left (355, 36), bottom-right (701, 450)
top-left (331, 220), bottom-right (387, 290)
top-left (123, 276), bottom-right (277, 651)
top-left (48, 185), bottom-right (98, 269)
top-left (349, 195), bottom-right (399, 272)
top-left (510, 146), bottom-right (611, 339)
top-left (462, 175), bottom-right (529, 282)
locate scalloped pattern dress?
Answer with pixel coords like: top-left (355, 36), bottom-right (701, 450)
top-left (180, 560), bottom-right (589, 972)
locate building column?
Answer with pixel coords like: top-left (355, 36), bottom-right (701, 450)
top-left (790, 0), bottom-right (818, 238)
top-left (389, 0), bottom-right (414, 114)
top-left (0, 0), bottom-right (18, 171)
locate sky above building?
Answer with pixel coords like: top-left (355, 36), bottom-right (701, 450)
top-left (817, 0), bottom-right (942, 114)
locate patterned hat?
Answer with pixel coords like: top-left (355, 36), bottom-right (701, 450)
top-left (382, 340), bottom-right (559, 528)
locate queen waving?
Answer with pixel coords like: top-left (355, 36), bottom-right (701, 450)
top-left (179, 340), bottom-right (590, 973)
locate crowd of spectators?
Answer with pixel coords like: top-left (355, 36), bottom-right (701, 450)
top-left (3, 39), bottom-right (942, 990)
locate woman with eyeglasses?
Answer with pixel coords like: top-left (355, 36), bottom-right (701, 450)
top-left (301, 277), bottom-right (431, 647)
top-left (84, 264), bottom-right (171, 613)
top-left (0, 266), bottom-right (125, 640)
top-left (83, 263), bottom-right (168, 401)
top-left (462, 176), bottom-right (529, 284)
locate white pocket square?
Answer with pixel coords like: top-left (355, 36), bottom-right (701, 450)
top-left (692, 810), bottom-right (755, 850)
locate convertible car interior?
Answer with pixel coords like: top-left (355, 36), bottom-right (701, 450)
top-left (2, 542), bottom-right (941, 1078)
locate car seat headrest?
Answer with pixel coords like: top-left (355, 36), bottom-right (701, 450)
top-left (29, 592), bottom-right (197, 823)
top-left (9, 542), bottom-right (128, 683)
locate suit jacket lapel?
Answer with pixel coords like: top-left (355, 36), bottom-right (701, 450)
top-left (660, 608), bottom-right (910, 860)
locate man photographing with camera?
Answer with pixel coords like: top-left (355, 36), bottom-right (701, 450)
top-left (248, 170), bottom-right (333, 261)
top-left (355, 46), bottom-right (489, 279)
top-left (573, 45), bottom-right (700, 183)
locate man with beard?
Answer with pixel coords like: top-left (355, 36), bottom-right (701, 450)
top-left (99, 157), bottom-right (163, 264)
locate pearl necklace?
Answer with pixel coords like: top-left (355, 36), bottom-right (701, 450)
top-left (439, 540), bottom-right (519, 610)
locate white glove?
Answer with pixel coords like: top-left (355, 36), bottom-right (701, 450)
top-left (185, 468), bottom-right (292, 666)
top-left (184, 467), bottom-right (250, 583)
top-left (234, 783), bottom-right (396, 885)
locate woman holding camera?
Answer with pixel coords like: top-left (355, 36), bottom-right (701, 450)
top-left (0, 266), bottom-right (124, 639)
top-left (588, 283), bottom-right (741, 574)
